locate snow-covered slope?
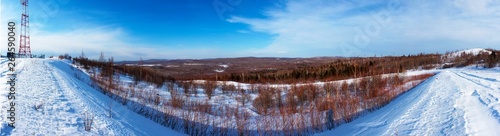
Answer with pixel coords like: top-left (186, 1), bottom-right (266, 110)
top-left (448, 48), bottom-right (492, 58)
top-left (317, 68), bottom-right (500, 136)
top-left (0, 59), bottom-right (185, 135)
top-left (2, 58), bottom-right (499, 135)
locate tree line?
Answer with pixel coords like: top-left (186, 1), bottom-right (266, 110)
top-left (442, 49), bottom-right (499, 68)
top-left (213, 53), bottom-right (440, 84)
top-left (73, 53), bottom-right (175, 88)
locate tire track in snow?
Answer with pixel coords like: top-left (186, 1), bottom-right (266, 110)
top-left (47, 60), bottom-right (183, 136)
top-left (454, 71), bottom-right (500, 122)
top-left (316, 69), bottom-right (500, 136)
top-left (347, 77), bottom-right (431, 136)
top-left (452, 70), bottom-right (500, 136)
top-left (13, 59), bottom-right (83, 135)
top-left (384, 80), bottom-right (434, 135)
top-left (384, 71), bottom-right (465, 136)
top-left (3, 59), bottom-right (185, 135)
top-left (48, 61), bottom-right (134, 136)
top-left (9, 59), bottom-right (128, 135)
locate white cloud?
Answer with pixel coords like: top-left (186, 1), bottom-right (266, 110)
top-left (0, 1), bottom-right (224, 60)
top-left (30, 26), bottom-right (225, 60)
top-left (230, 0), bottom-right (500, 57)
top-left (4, 0), bottom-right (500, 60)
top-left (398, 0), bottom-right (500, 43)
top-left (453, 0), bottom-right (496, 15)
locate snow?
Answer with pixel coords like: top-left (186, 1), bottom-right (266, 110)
top-left (141, 64), bottom-right (162, 67)
top-left (1, 58), bottom-right (499, 135)
top-left (317, 68), bottom-right (500, 136)
top-left (214, 69), bottom-right (225, 73)
top-left (219, 64), bottom-right (229, 68)
top-left (448, 48), bottom-right (492, 58)
top-left (0, 59), bottom-right (185, 135)
top-left (183, 63), bottom-right (203, 66)
top-left (215, 64), bottom-right (229, 73)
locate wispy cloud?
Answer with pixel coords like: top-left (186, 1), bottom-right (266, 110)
top-left (3, 0), bottom-right (499, 60)
top-left (31, 26), bottom-right (226, 60)
top-left (1, 1), bottom-right (225, 60)
top-left (230, 0), bottom-right (500, 56)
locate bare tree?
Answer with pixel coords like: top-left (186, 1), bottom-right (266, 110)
top-left (236, 91), bottom-right (251, 107)
top-left (80, 50), bottom-right (86, 59)
top-left (203, 80), bottom-right (217, 100)
top-left (341, 81), bottom-right (348, 96)
top-left (191, 82), bottom-right (199, 97)
top-left (253, 87), bottom-right (274, 115)
top-left (99, 52), bottom-right (105, 62)
top-left (181, 81), bottom-right (191, 96)
top-left (324, 82), bottom-right (336, 98)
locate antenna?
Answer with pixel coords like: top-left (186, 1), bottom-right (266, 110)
top-left (19, 0), bottom-right (32, 58)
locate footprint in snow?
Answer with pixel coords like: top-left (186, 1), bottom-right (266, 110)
top-left (471, 90), bottom-right (479, 96)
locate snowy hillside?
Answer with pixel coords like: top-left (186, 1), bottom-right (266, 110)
top-left (447, 48), bottom-right (492, 58)
top-left (317, 68), bottom-right (500, 135)
top-left (1, 58), bottom-right (499, 135)
top-left (0, 59), bottom-right (185, 135)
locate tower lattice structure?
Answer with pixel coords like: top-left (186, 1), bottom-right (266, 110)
top-left (19, 0), bottom-right (31, 58)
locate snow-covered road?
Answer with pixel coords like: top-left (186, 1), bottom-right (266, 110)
top-left (1, 59), bottom-right (185, 135)
top-left (318, 69), bottom-right (500, 136)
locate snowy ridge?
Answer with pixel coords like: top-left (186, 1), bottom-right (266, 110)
top-left (448, 48), bottom-right (492, 58)
top-left (0, 59), bottom-right (185, 135)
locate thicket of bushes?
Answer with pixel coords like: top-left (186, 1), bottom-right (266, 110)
top-left (71, 53), bottom-right (435, 135)
top-left (74, 57), bottom-right (175, 88)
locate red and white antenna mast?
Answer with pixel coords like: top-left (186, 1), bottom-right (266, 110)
top-left (19, 0), bottom-right (31, 58)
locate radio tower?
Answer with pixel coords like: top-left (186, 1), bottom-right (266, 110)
top-left (19, 0), bottom-right (31, 58)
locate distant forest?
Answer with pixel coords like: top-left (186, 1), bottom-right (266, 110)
top-left (71, 49), bottom-right (499, 85)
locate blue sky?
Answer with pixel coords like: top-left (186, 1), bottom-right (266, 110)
top-left (1, 0), bottom-right (500, 60)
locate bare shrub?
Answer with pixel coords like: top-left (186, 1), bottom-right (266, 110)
top-left (34, 102), bottom-right (43, 111)
top-left (203, 80), bottom-right (217, 100)
top-left (181, 81), bottom-right (191, 96)
top-left (226, 83), bottom-right (237, 95)
top-left (192, 100), bottom-right (212, 114)
top-left (236, 92), bottom-right (252, 107)
top-left (304, 84), bottom-right (319, 102)
top-left (84, 111), bottom-right (94, 132)
top-left (341, 81), bottom-right (348, 95)
top-left (170, 92), bottom-right (185, 108)
top-left (191, 82), bottom-right (199, 97)
top-left (253, 87), bottom-right (274, 115)
top-left (221, 81), bottom-right (229, 94)
top-left (249, 84), bottom-right (258, 94)
top-left (323, 82), bottom-right (337, 97)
